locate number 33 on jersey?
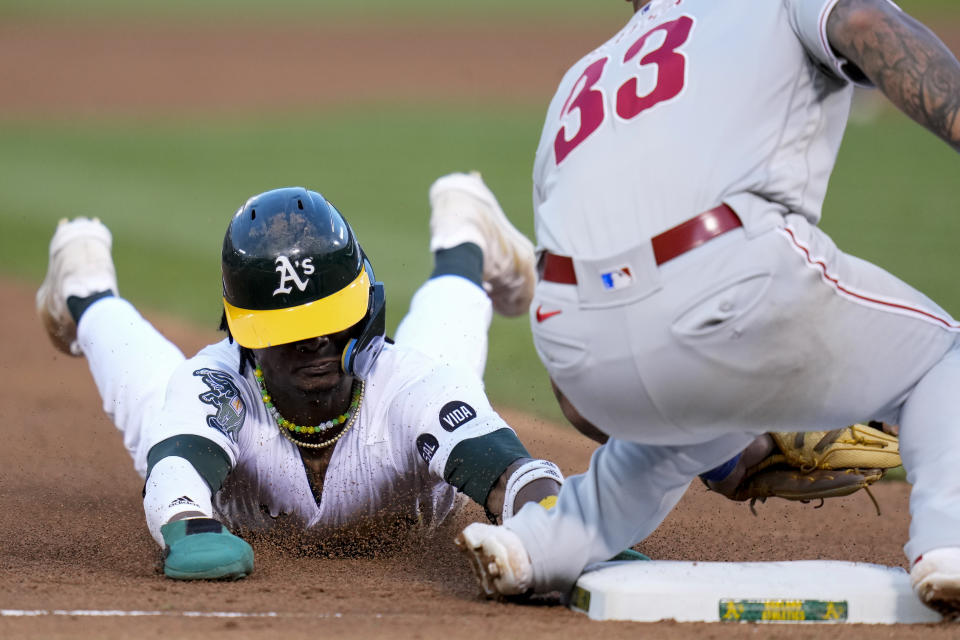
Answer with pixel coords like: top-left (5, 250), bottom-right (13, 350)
top-left (553, 14), bottom-right (694, 164)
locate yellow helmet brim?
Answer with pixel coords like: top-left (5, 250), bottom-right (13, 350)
top-left (223, 269), bottom-right (370, 349)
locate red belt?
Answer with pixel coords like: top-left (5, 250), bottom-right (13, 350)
top-left (538, 204), bottom-right (741, 285)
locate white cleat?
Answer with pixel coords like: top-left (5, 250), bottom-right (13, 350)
top-left (911, 547), bottom-right (960, 619)
top-left (36, 217), bottom-right (118, 356)
top-left (429, 172), bottom-right (535, 317)
top-left (455, 522), bottom-right (533, 599)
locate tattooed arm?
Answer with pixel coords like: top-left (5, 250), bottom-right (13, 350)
top-left (827, 0), bottom-right (960, 152)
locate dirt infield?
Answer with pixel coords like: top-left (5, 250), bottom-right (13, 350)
top-left (3, 14), bottom-right (959, 639)
top-left (0, 18), bottom-right (620, 117)
top-left (1, 17), bottom-right (957, 118)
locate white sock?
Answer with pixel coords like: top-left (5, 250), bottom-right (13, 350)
top-left (143, 456), bottom-right (214, 546)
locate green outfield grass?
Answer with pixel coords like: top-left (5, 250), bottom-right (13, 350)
top-left (898, 0), bottom-right (960, 21)
top-left (821, 108), bottom-right (960, 308)
top-left (2, 106), bottom-right (958, 422)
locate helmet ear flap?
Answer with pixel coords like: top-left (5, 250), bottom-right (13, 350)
top-left (341, 260), bottom-right (386, 379)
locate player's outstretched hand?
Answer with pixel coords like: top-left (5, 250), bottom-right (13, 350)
top-left (160, 517), bottom-right (254, 580)
top-left (456, 522), bottom-right (533, 599)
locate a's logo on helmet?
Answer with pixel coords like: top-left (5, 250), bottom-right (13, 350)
top-left (272, 255), bottom-right (315, 296)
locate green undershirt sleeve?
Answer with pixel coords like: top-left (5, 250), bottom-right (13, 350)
top-left (145, 434), bottom-right (232, 494)
top-left (442, 427), bottom-right (529, 506)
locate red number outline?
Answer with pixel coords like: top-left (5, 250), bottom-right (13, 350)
top-left (552, 15), bottom-right (696, 165)
top-left (554, 57), bottom-right (609, 165)
top-left (616, 16), bottom-right (694, 121)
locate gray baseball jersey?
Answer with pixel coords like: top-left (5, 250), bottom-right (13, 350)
top-left (533, 0), bottom-right (876, 259)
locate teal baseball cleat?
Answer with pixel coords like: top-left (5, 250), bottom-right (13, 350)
top-left (160, 518), bottom-right (254, 580)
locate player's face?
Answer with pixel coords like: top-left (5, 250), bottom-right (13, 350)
top-left (254, 327), bottom-right (354, 394)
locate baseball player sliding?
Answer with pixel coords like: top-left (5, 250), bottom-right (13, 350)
top-left (36, 173), bottom-right (562, 579)
top-left (456, 0), bottom-right (960, 618)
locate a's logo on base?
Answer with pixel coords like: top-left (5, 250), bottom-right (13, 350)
top-left (570, 587), bottom-right (591, 612)
top-left (719, 599), bottom-right (848, 622)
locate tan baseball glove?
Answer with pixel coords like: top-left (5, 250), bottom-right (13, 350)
top-left (707, 423), bottom-right (901, 514)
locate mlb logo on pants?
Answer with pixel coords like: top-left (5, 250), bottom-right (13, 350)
top-left (601, 267), bottom-right (633, 291)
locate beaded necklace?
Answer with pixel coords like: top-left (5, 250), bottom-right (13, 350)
top-left (254, 367), bottom-right (364, 449)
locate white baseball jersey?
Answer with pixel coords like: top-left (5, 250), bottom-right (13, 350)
top-left (77, 277), bottom-right (509, 541)
top-left (148, 339), bottom-right (507, 533)
top-left (533, 0), bottom-right (877, 259)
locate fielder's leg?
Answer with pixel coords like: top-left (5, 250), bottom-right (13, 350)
top-left (899, 345), bottom-right (960, 617)
top-left (770, 218), bottom-right (960, 615)
top-left (459, 432), bottom-right (755, 596)
top-left (37, 218), bottom-right (185, 477)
